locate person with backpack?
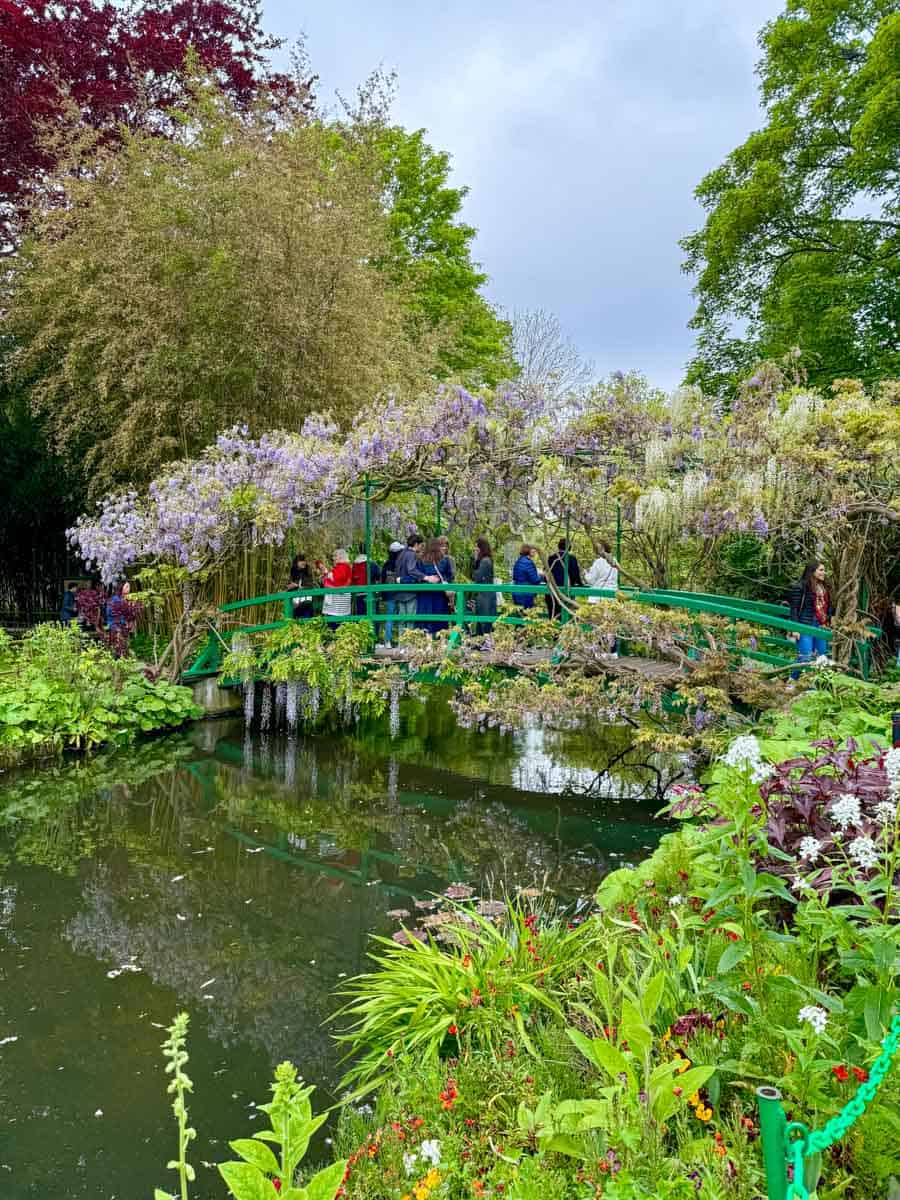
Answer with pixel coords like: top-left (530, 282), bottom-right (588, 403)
top-left (415, 537), bottom-right (453, 634)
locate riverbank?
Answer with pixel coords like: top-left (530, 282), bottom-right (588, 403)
top-left (0, 624), bottom-right (201, 768)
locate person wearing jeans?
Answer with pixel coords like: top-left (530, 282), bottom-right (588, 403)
top-left (394, 535), bottom-right (429, 635)
top-left (788, 560), bottom-right (832, 673)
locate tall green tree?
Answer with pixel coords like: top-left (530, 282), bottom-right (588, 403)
top-left (378, 126), bottom-right (514, 386)
top-left (682, 1), bottom-right (900, 395)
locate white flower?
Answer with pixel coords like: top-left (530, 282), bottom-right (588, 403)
top-left (883, 748), bottom-right (900, 786)
top-left (668, 894), bottom-right (684, 906)
top-left (419, 1139), bottom-right (442, 1166)
top-left (798, 837), bottom-right (822, 862)
top-left (791, 875), bottom-right (816, 894)
top-left (403, 1153), bottom-right (419, 1176)
top-left (798, 1005), bottom-right (828, 1035)
top-left (874, 801), bottom-right (897, 826)
top-left (831, 793), bottom-right (861, 832)
top-left (848, 836), bottom-right (879, 871)
top-left (813, 655), bottom-right (833, 669)
top-left (721, 734), bottom-right (763, 770)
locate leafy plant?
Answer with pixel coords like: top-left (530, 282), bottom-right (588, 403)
top-left (219, 1062), bottom-right (346, 1200)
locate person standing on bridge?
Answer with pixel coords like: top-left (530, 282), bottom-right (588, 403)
top-left (472, 537), bottom-right (497, 635)
top-left (512, 545), bottom-right (543, 608)
top-left (394, 535), bottom-right (430, 635)
top-left (416, 538), bottom-right (453, 634)
top-left (789, 560), bottom-right (832, 669)
top-left (289, 553), bottom-right (315, 620)
top-left (322, 549), bottom-right (353, 630)
top-left (380, 541), bottom-right (405, 646)
top-left (547, 539), bottom-right (583, 618)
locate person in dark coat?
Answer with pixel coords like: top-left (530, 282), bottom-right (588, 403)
top-left (472, 536), bottom-right (497, 635)
top-left (289, 553), bottom-right (315, 619)
top-left (415, 537), bottom-right (452, 634)
top-left (511, 544), bottom-right (543, 608)
top-left (788, 560), bottom-right (832, 669)
top-left (60, 583), bottom-right (79, 626)
top-left (547, 538), bottom-right (583, 617)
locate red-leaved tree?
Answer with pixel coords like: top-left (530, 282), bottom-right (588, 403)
top-left (0, 0), bottom-right (304, 248)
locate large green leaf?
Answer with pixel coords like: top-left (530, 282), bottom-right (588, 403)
top-left (218, 1160), bottom-right (274, 1200)
top-left (228, 1139), bottom-right (280, 1176)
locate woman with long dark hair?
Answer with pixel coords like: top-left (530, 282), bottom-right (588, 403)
top-left (788, 560), bottom-right (832, 668)
top-left (472, 537), bottom-right (496, 635)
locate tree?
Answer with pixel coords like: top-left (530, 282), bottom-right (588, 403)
top-left (377, 126), bottom-right (515, 387)
top-left (511, 308), bottom-right (593, 410)
top-left (682, 1), bottom-right (900, 395)
top-left (0, 0), bottom-right (301, 249)
top-left (5, 78), bottom-right (438, 494)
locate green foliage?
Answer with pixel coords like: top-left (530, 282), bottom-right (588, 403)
top-left (682, 1), bottom-right (900, 393)
top-left (155, 1012), bottom-right (196, 1200)
top-left (0, 624), bottom-right (200, 766)
top-left (219, 1061), bottom-right (345, 1200)
top-left (222, 618), bottom-right (387, 727)
top-left (378, 126), bottom-right (515, 387)
top-left (334, 898), bottom-right (599, 1095)
top-left (153, 1015), bottom-right (344, 1200)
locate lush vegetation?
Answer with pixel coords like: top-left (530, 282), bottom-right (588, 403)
top-left (0, 623), bottom-right (200, 766)
top-left (138, 682), bottom-right (899, 1199)
top-left (682, 1), bottom-right (900, 395)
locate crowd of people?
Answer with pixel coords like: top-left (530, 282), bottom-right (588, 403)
top-left (286, 536), bottom-right (621, 644)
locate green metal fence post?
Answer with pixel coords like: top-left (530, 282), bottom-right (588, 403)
top-left (756, 1086), bottom-right (788, 1200)
top-left (615, 502), bottom-right (622, 564)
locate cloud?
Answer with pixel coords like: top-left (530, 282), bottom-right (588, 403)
top-left (265, 0), bottom-right (783, 388)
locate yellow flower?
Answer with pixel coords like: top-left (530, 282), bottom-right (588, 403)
top-left (695, 1105), bottom-right (713, 1121)
top-left (688, 1093), bottom-right (699, 1106)
top-left (661, 1029), bottom-right (672, 1043)
top-left (414, 1187), bottom-right (428, 1200)
top-left (425, 1170), bottom-right (441, 1188)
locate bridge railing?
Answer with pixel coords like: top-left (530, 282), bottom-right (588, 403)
top-left (183, 581), bottom-right (873, 681)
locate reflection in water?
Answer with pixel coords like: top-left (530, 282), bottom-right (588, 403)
top-left (0, 700), bottom-right (674, 1199)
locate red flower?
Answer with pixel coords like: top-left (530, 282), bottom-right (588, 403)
top-left (852, 1067), bottom-right (869, 1083)
top-left (448, 1023), bottom-right (458, 1035)
top-left (272, 1181), bottom-right (282, 1194)
top-left (832, 1065), bottom-right (849, 1082)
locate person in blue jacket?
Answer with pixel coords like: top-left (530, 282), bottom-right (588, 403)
top-left (511, 544), bottom-right (543, 608)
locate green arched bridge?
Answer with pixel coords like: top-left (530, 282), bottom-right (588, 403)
top-left (182, 581), bottom-right (872, 683)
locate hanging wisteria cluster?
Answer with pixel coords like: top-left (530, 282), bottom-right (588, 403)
top-left (69, 386), bottom-right (489, 583)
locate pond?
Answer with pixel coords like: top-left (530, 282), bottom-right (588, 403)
top-left (0, 699), bottom-right (683, 1198)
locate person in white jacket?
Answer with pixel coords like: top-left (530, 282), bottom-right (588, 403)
top-left (585, 541), bottom-right (619, 601)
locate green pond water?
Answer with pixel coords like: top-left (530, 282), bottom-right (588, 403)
top-left (0, 700), bottom-right (681, 1198)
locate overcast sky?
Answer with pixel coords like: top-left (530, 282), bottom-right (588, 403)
top-left (262, 0), bottom-right (783, 389)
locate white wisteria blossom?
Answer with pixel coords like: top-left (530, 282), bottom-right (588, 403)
top-left (848, 836), bottom-right (880, 871)
top-left (798, 1005), bottom-right (828, 1035)
top-left (830, 793), bottom-right (862, 832)
top-left (874, 800), bottom-right (897, 826)
top-left (798, 837), bottom-right (823, 863)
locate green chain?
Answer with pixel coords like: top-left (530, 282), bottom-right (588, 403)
top-left (785, 1013), bottom-right (900, 1200)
